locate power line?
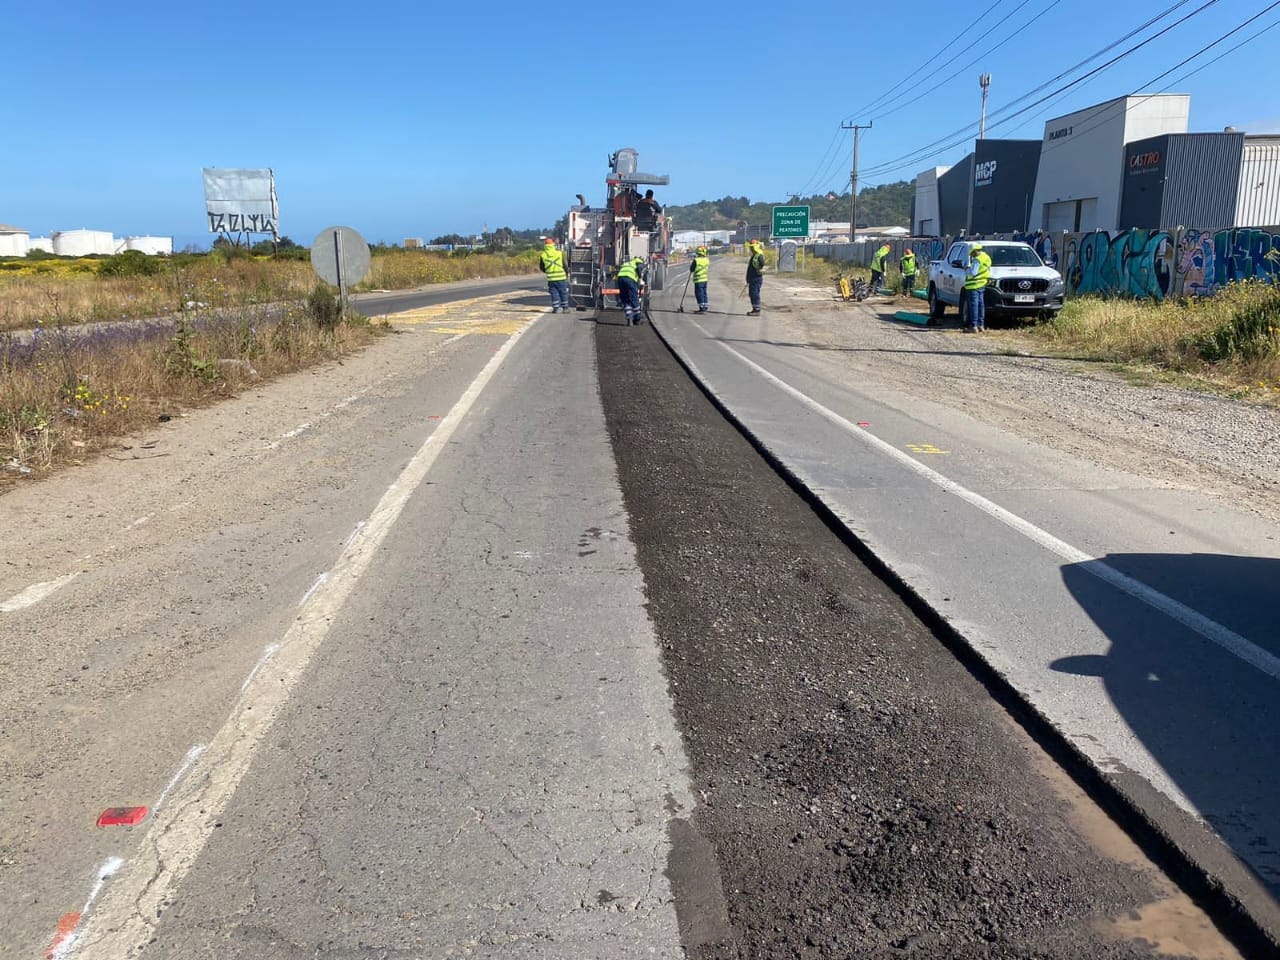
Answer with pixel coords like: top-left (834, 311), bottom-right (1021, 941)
top-left (1035, 0), bottom-right (1280, 157)
top-left (858, 0), bottom-right (1222, 178)
top-left (842, 0), bottom-right (1009, 121)
top-left (867, 0), bottom-right (1058, 125)
top-left (854, 0), bottom-right (1199, 174)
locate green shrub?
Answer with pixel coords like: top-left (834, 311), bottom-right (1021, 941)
top-left (305, 283), bottom-right (342, 331)
top-left (1184, 285), bottom-right (1280, 363)
top-left (98, 250), bottom-right (164, 278)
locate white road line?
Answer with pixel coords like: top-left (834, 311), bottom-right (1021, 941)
top-left (299, 572), bottom-right (329, 606)
top-left (154, 745), bottom-right (207, 810)
top-left (688, 319), bottom-right (1280, 683)
top-left (68, 314), bottom-right (541, 959)
top-left (0, 572), bottom-right (80, 613)
top-left (239, 643), bottom-right (281, 694)
top-left (50, 858), bottom-right (125, 960)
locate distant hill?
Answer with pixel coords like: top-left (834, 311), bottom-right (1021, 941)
top-left (662, 181), bottom-right (914, 232)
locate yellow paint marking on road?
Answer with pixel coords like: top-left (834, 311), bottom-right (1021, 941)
top-left (369, 292), bottom-right (546, 336)
top-left (907, 443), bottom-right (949, 455)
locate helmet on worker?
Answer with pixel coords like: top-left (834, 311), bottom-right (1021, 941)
top-left (543, 237), bottom-right (554, 245)
top-left (697, 245), bottom-right (707, 254)
top-left (970, 243), bottom-right (983, 254)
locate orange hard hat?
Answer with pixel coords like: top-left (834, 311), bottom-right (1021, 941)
top-left (543, 237), bottom-right (554, 244)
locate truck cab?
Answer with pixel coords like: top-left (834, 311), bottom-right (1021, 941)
top-left (927, 240), bottom-right (1064, 325)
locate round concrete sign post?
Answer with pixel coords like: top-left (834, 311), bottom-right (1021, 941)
top-left (310, 226), bottom-right (371, 309)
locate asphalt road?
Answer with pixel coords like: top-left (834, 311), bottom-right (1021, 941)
top-left (353, 273), bottom-right (544, 316)
top-left (0, 277), bottom-right (1263, 958)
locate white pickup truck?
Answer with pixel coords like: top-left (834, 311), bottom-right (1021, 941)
top-left (927, 239), bottom-right (1064, 325)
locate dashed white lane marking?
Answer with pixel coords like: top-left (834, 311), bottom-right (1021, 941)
top-left (0, 572), bottom-right (80, 613)
top-left (68, 314), bottom-right (542, 958)
top-left (688, 318), bottom-right (1280, 683)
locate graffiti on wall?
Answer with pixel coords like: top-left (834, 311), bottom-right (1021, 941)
top-left (814, 226), bottom-right (1278, 297)
top-left (1063, 229), bottom-right (1174, 300)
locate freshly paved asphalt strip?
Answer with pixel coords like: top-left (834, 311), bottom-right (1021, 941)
top-left (596, 316), bottom-right (1243, 959)
top-left (646, 261), bottom-right (1280, 947)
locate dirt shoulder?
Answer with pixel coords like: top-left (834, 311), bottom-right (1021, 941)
top-left (764, 276), bottom-right (1280, 526)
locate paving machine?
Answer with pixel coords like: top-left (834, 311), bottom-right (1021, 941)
top-left (565, 148), bottom-right (670, 324)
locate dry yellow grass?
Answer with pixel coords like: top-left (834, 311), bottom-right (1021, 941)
top-left (1008, 281), bottom-right (1280, 402)
top-left (1, 304), bottom-right (385, 484)
top-left (0, 250), bottom-right (541, 333)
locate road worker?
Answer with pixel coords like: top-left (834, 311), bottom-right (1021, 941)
top-left (746, 239), bottom-right (765, 315)
top-left (539, 237), bottom-right (569, 313)
top-left (870, 243), bottom-right (891, 291)
top-left (616, 255), bottom-right (646, 323)
top-left (900, 248), bottom-right (918, 295)
top-left (690, 245), bottom-right (710, 313)
top-left (964, 243), bottom-right (992, 332)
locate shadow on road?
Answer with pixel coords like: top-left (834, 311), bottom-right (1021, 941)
top-left (1053, 553), bottom-right (1280, 910)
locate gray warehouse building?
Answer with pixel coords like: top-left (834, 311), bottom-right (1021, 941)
top-left (1120, 131), bottom-right (1280, 230)
top-left (970, 139), bottom-right (1041, 235)
top-left (937, 155), bottom-right (974, 238)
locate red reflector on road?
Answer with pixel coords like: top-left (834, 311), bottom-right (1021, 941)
top-left (857, 421), bottom-right (870, 428)
top-left (97, 806), bottom-right (148, 827)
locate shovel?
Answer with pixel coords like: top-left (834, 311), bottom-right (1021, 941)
top-left (676, 271), bottom-right (692, 313)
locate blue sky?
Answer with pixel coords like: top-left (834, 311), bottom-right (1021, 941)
top-left (4, 0), bottom-right (1278, 248)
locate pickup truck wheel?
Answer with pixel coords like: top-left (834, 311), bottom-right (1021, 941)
top-left (927, 285), bottom-right (945, 320)
top-left (956, 294), bottom-right (968, 328)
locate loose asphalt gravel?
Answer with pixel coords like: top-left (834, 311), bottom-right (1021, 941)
top-left (596, 318), bottom-right (1228, 959)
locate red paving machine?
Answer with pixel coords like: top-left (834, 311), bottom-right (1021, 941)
top-left (565, 148), bottom-right (670, 324)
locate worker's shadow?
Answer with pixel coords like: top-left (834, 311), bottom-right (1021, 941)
top-left (1052, 552), bottom-right (1280, 900)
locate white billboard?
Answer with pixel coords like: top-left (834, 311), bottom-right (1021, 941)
top-left (202, 168), bottom-right (279, 235)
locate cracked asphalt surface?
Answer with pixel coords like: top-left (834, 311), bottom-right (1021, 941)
top-left (596, 318), bottom-right (1239, 959)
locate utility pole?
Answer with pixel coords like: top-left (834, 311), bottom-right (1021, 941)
top-left (979, 74), bottom-right (992, 140)
top-left (841, 121), bottom-right (871, 242)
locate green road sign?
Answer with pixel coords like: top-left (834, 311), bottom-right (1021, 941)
top-left (772, 205), bottom-right (810, 238)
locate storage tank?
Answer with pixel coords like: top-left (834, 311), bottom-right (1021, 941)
top-left (0, 224), bottom-right (30, 257)
top-left (52, 229), bottom-right (116, 256)
top-left (125, 236), bottom-right (173, 255)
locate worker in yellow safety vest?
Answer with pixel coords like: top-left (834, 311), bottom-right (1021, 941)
top-left (690, 245), bottom-right (710, 313)
top-left (870, 243), bottom-right (891, 291)
top-left (899, 249), bottom-right (918, 295)
top-left (539, 238), bottom-right (569, 313)
top-left (964, 243), bottom-right (992, 332)
top-left (616, 256), bottom-right (646, 323)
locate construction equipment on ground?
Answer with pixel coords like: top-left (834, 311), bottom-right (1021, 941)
top-left (565, 148), bottom-right (670, 325)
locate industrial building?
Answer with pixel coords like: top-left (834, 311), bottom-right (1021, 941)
top-left (911, 168), bottom-right (948, 236)
top-left (912, 92), bottom-right (1280, 237)
top-left (970, 139), bottom-right (1042, 235)
top-left (1030, 94), bottom-right (1190, 232)
top-left (1120, 131), bottom-right (1280, 230)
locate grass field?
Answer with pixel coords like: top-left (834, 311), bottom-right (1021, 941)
top-left (0, 249), bottom-right (540, 333)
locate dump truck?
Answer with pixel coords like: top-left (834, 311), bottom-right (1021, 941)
top-left (564, 148), bottom-right (670, 324)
